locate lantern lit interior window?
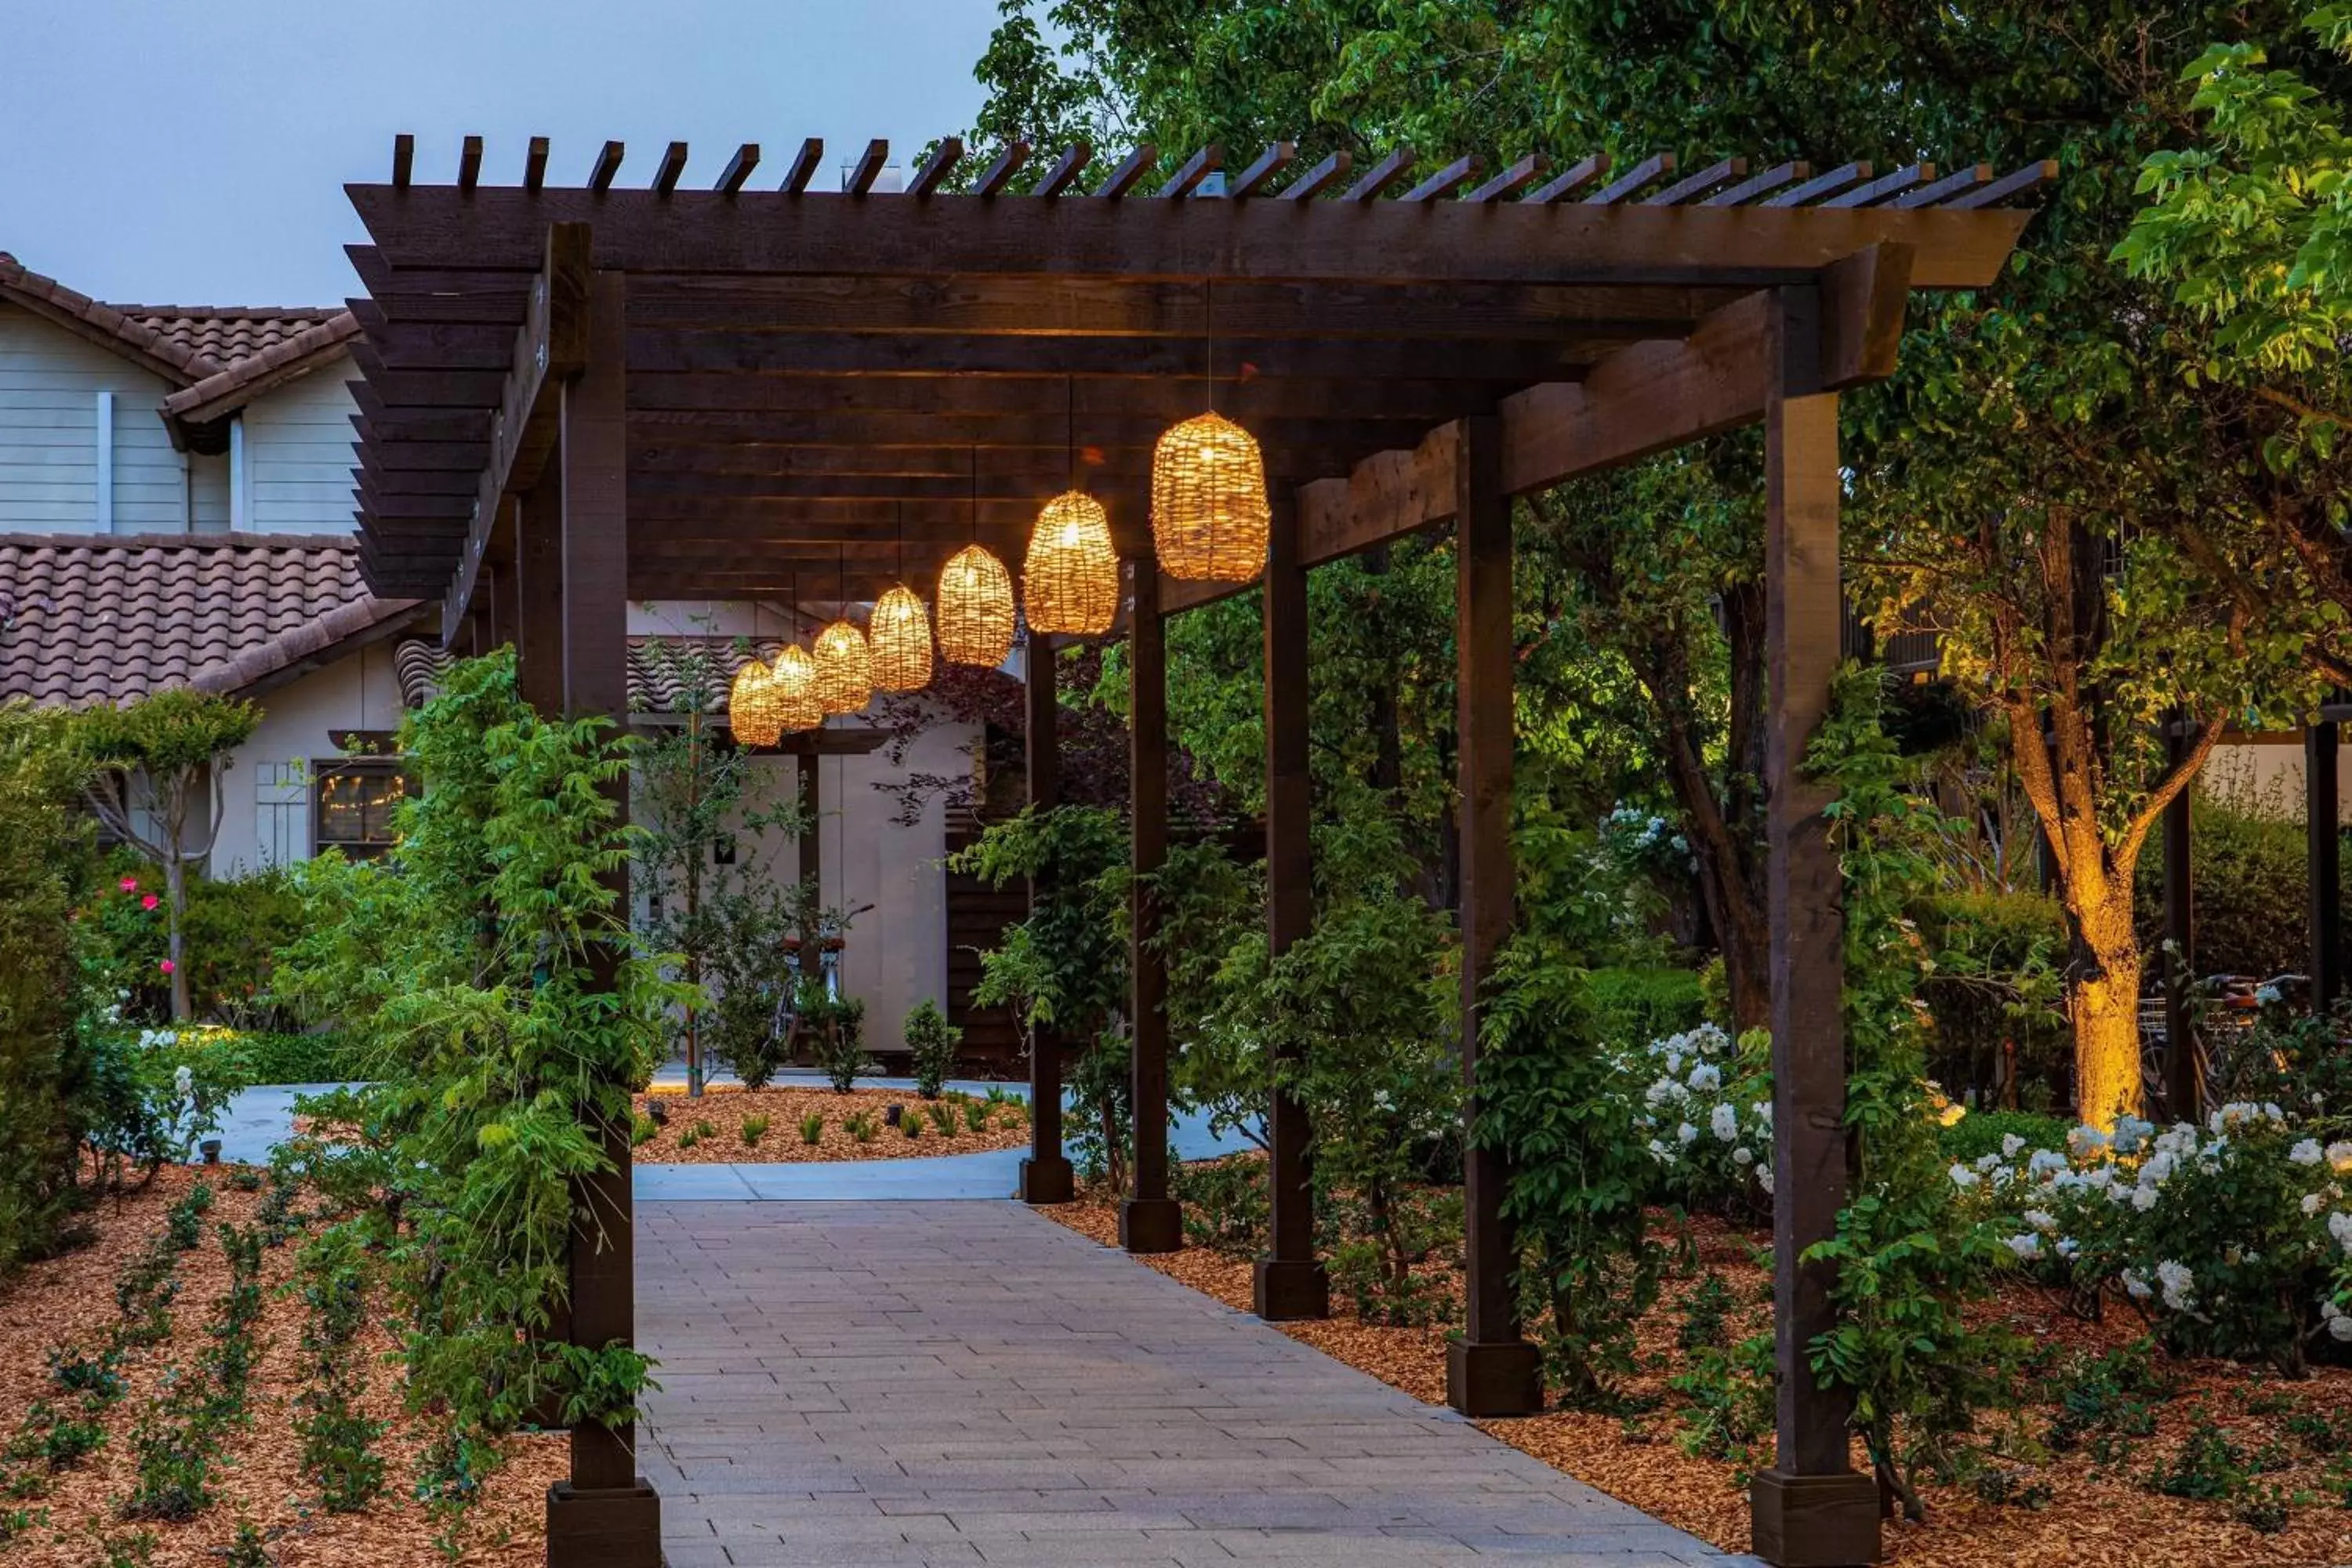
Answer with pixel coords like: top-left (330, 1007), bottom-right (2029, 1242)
top-left (768, 641), bottom-right (823, 732)
top-left (1152, 410), bottom-right (1270, 583)
top-left (869, 584), bottom-right (934, 692)
top-left (937, 543), bottom-right (1016, 666)
top-left (727, 655), bottom-right (782, 748)
top-left (813, 619), bottom-right (873, 714)
top-left (1024, 490), bottom-right (1120, 636)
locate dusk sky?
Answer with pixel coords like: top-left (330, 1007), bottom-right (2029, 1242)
top-left (1, 0), bottom-right (1004, 307)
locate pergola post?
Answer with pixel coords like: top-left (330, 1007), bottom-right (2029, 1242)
top-left (1748, 282), bottom-right (1877, 1568)
top-left (1254, 492), bottom-right (1330, 1321)
top-left (2161, 714), bottom-right (2198, 1120)
top-left (1446, 415), bottom-right (1541, 1417)
top-left (544, 269), bottom-right (662, 1568)
top-left (2308, 715), bottom-right (2340, 1008)
top-left (1122, 557), bottom-right (1182, 1252)
top-left (1018, 634), bottom-right (1076, 1204)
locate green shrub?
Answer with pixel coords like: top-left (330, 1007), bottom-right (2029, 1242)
top-left (899, 1107), bottom-right (923, 1140)
top-left (1916, 891), bottom-right (2069, 1106)
top-left (797, 1112), bottom-right (823, 1145)
top-left (232, 1031), bottom-right (362, 1086)
top-left (85, 859), bottom-right (305, 1029)
top-left (1936, 1109), bottom-right (2071, 1164)
top-left (2134, 774), bottom-right (2315, 978)
top-left (927, 1101), bottom-right (957, 1138)
top-left (1177, 1156), bottom-right (1267, 1257)
top-left (804, 989), bottom-right (869, 1093)
top-left (963, 1099), bottom-right (989, 1134)
top-left (903, 999), bottom-right (961, 1099)
top-left (844, 1112), bottom-right (877, 1144)
top-left (739, 1113), bottom-right (770, 1147)
top-left (1585, 967), bottom-right (1704, 1048)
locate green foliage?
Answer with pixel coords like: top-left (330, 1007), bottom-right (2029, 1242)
top-left (802, 987), bottom-right (869, 1094)
top-left (2154, 1411), bottom-right (2250, 1501)
top-left (1177, 1157), bottom-right (1268, 1257)
top-left (1583, 967), bottom-right (1704, 1051)
top-left (292, 1229), bottom-right (384, 1514)
top-left (1670, 1331), bottom-right (1776, 1468)
top-left (903, 999), bottom-right (961, 1099)
top-left (797, 1111), bottom-right (823, 1145)
top-left (739, 1113), bottom-right (770, 1147)
top-left (962, 1099), bottom-right (989, 1134)
top-left (0, 702), bottom-right (92, 1278)
top-left (1477, 935), bottom-right (1661, 1405)
top-left (271, 649), bottom-right (681, 1520)
top-left (165, 1181), bottom-right (215, 1250)
top-left (927, 1101), bottom-right (958, 1138)
top-left (844, 1112), bottom-right (877, 1144)
top-left (1915, 891), bottom-right (2069, 1105)
top-left (2134, 774), bottom-right (2317, 978)
top-left (1936, 1111), bottom-right (2071, 1166)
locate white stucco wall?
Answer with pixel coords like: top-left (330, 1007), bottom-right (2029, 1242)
top-left (209, 640), bottom-right (408, 876)
top-left (2202, 735), bottom-right (2352, 821)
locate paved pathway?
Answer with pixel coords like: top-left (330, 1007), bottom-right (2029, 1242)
top-left (637, 1200), bottom-right (1756, 1568)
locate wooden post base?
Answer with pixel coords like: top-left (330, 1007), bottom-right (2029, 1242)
top-left (1018, 1154), bottom-right (1075, 1205)
top-left (546, 1479), bottom-right (662, 1568)
top-left (1118, 1196), bottom-right (1182, 1254)
top-left (1251, 1256), bottom-right (1329, 1322)
top-left (1445, 1338), bottom-right (1544, 1418)
top-left (1749, 1468), bottom-right (1880, 1567)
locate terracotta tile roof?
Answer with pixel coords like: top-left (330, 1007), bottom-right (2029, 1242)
top-left (0, 533), bottom-right (419, 708)
top-left (0, 251), bottom-right (358, 425)
top-left (395, 635), bottom-right (788, 714)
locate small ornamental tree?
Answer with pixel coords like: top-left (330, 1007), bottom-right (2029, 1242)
top-left (73, 689), bottom-right (259, 1020)
top-left (903, 999), bottom-right (962, 1099)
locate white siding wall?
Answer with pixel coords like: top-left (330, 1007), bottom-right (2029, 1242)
top-left (190, 449), bottom-right (230, 532)
top-left (0, 305), bottom-right (183, 532)
top-left (242, 359), bottom-right (358, 533)
top-left (211, 641), bottom-right (407, 876)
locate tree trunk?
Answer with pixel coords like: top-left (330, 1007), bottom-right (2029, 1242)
top-left (164, 853), bottom-right (191, 1022)
top-left (2070, 888), bottom-right (2143, 1131)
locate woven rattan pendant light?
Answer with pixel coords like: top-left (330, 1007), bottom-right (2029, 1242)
top-left (812, 547), bottom-right (873, 714)
top-left (1023, 379), bottom-right (1120, 636)
top-left (769, 641), bottom-right (822, 731)
top-left (938, 448), bottom-right (1016, 666)
top-left (1152, 281), bottom-right (1269, 582)
top-left (869, 505), bottom-right (935, 692)
top-left (727, 651), bottom-right (782, 747)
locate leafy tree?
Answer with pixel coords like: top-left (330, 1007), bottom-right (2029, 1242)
top-left (71, 690), bottom-right (259, 1020)
top-left (632, 637), bottom-right (807, 1096)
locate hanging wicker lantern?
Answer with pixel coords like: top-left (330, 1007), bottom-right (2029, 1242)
top-left (768, 641), bottom-right (822, 731)
top-left (1024, 490), bottom-right (1120, 635)
top-left (937, 543), bottom-right (1016, 666)
top-left (1151, 410), bottom-right (1270, 583)
top-left (869, 583), bottom-right (934, 692)
top-left (727, 654), bottom-right (782, 748)
top-left (813, 618), bottom-right (873, 714)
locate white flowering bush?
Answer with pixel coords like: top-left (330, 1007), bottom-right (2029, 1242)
top-left (1955, 1102), bottom-right (2352, 1375)
top-left (1623, 1022), bottom-right (1774, 1217)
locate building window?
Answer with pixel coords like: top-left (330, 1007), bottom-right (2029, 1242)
top-left (314, 761), bottom-right (406, 860)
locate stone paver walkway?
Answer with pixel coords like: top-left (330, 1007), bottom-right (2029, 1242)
top-left (638, 1200), bottom-right (1756, 1567)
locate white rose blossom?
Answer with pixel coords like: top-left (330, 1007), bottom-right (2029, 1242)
top-left (2292, 1139), bottom-right (2325, 1167)
top-left (1731, 1146), bottom-right (1755, 1167)
top-left (2156, 1259), bottom-right (2196, 1311)
top-left (1710, 1103), bottom-right (1739, 1143)
top-left (1949, 1163), bottom-right (1980, 1189)
top-left (2004, 1233), bottom-right (2042, 1261)
top-left (1677, 1122), bottom-right (1699, 1145)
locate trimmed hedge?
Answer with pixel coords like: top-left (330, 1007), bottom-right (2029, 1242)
top-left (236, 1032), bottom-right (365, 1086)
top-left (1587, 966), bottom-right (1705, 1048)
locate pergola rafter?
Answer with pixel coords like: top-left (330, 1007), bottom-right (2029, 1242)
top-left (344, 132), bottom-right (2046, 1568)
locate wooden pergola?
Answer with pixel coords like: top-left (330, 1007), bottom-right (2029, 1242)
top-left (346, 133), bottom-right (2044, 1568)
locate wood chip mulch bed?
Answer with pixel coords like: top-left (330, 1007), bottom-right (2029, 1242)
top-left (0, 1163), bottom-right (559, 1567)
top-left (1043, 1174), bottom-right (2352, 1568)
top-left (630, 1084), bottom-right (1029, 1163)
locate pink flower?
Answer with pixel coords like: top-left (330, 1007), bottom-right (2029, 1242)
top-left (158, 959), bottom-right (176, 975)
top-left (118, 876), bottom-right (138, 893)
top-left (141, 894), bottom-right (158, 911)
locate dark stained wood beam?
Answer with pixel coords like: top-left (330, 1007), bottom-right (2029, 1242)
top-left (1400, 154), bottom-right (1486, 202)
top-left (1096, 145), bottom-right (1158, 198)
top-left (622, 369), bottom-right (1511, 419)
top-left (1254, 492), bottom-right (1328, 1323)
top-left (1156, 144), bottom-right (1222, 198)
top-left (845, 140), bottom-right (889, 194)
top-left (587, 140), bottom-right (626, 191)
top-left (622, 406), bottom-right (1436, 451)
top-left (971, 141), bottom-right (1030, 195)
top-left (1893, 162), bottom-right (1991, 209)
top-left (1229, 141), bottom-right (1296, 198)
top-left (1746, 278), bottom-right (1879, 1568)
top-left (1944, 158), bottom-right (2058, 209)
top-left (458, 135), bottom-right (483, 191)
top-left (1120, 554), bottom-right (1181, 1254)
top-left (1646, 156), bottom-right (1748, 205)
top-left (1586, 153), bottom-right (1675, 203)
top-left (1705, 160), bottom-right (1808, 206)
top-left (780, 138), bottom-right (823, 193)
top-left (524, 136), bottom-right (550, 191)
top-left (1824, 162), bottom-right (1933, 208)
top-left (1464, 154), bottom-right (1548, 203)
top-left (1018, 639), bottom-right (1076, 1206)
top-left (1446, 411), bottom-right (1542, 1419)
top-left (1341, 147), bottom-right (1414, 201)
top-left (1520, 153), bottom-right (1608, 204)
top-left (1765, 161), bottom-right (1872, 206)
top-left (392, 132), bottom-right (414, 188)
top-left (909, 137), bottom-right (964, 195)
top-left (1279, 149), bottom-right (1352, 201)
top-left (716, 143), bottom-right (760, 193)
top-left (1035, 143), bottom-right (1092, 195)
top-left (350, 184), bottom-right (2027, 289)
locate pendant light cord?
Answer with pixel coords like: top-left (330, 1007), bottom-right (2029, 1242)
top-left (1065, 373), bottom-right (1076, 492)
top-left (1204, 277), bottom-right (1214, 413)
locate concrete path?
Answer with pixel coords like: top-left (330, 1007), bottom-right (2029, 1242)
top-left (637, 1200), bottom-right (1757, 1568)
